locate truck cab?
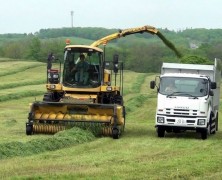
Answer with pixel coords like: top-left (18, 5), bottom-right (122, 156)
top-left (150, 60), bottom-right (221, 139)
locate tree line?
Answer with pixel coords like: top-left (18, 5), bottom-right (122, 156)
top-left (0, 27), bottom-right (222, 72)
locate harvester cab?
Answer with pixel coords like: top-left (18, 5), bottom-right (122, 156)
top-left (26, 44), bottom-right (125, 139)
top-left (63, 45), bottom-right (105, 89)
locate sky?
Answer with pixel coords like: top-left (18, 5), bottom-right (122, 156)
top-left (0, 0), bottom-right (222, 34)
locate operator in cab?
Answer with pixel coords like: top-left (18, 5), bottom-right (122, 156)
top-left (165, 81), bottom-right (177, 93)
top-left (72, 54), bottom-right (89, 85)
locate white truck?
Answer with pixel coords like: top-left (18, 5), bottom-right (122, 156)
top-left (150, 59), bottom-right (221, 139)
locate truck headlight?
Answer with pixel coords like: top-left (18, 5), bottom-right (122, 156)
top-left (157, 116), bottom-right (165, 123)
top-left (197, 119), bottom-right (205, 125)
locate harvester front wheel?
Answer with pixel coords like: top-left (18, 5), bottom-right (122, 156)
top-left (112, 127), bottom-right (120, 139)
top-left (43, 93), bottom-right (53, 102)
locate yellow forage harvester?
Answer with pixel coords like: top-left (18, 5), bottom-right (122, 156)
top-left (26, 44), bottom-right (125, 139)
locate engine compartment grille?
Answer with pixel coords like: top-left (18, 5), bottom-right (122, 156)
top-left (166, 108), bottom-right (198, 116)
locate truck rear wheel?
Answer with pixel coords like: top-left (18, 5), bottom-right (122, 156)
top-left (157, 126), bottom-right (165, 137)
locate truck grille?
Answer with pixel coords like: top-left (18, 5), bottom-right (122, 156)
top-left (166, 108), bottom-right (197, 116)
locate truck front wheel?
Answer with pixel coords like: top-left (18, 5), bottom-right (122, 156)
top-left (200, 128), bottom-right (208, 140)
top-left (157, 126), bottom-right (165, 137)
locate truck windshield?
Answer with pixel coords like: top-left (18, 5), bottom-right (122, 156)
top-left (63, 50), bottom-right (101, 88)
top-left (159, 77), bottom-right (208, 97)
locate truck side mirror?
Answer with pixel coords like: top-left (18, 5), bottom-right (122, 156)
top-left (150, 81), bottom-right (155, 89)
top-left (211, 82), bottom-right (217, 89)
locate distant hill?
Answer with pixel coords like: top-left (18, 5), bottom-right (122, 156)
top-left (0, 27), bottom-right (222, 72)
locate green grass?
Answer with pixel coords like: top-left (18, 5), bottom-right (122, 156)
top-left (0, 61), bottom-right (44, 77)
top-left (0, 58), bottom-right (222, 179)
top-left (0, 90), bottom-right (44, 102)
top-left (0, 79), bottom-right (45, 90)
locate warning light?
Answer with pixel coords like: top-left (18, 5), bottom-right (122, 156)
top-left (66, 39), bottom-right (71, 45)
top-left (103, 40), bottom-right (107, 46)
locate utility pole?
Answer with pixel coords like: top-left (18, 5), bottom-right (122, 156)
top-left (71, 11), bottom-right (74, 28)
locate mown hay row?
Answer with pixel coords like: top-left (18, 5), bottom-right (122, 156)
top-left (0, 80), bottom-right (45, 90)
top-left (0, 127), bottom-right (95, 159)
top-left (0, 90), bottom-right (45, 102)
top-left (0, 64), bottom-right (45, 77)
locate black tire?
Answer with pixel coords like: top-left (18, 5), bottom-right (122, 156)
top-left (121, 106), bottom-right (126, 132)
top-left (211, 124), bottom-right (216, 135)
top-left (43, 93), bottom-right (53, 102)
top-left (26, 124), bottom-right (33, 135)
top-left (114, 95), bottom-right (123, 106)
top-left (157, 126), bottom-right (165, 137)
top-left (216, 113), bottom-right (219, 131)
top-left (112, 128), bottom-right (120, 139)
top-left (201, 128), bottom-right (208, 140)
top-left (43, 92), bottom-right (62, 102)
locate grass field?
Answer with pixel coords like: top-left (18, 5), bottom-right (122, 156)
top-left (1, 58), bottom-right (222, 179)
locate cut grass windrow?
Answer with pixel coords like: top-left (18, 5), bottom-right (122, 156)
top-left (125, 94), bottom-right (156, 113)
top-left (0, 58), bottom-right (33, 62)
top-left (0, 90), bottom-right (45, 102)
top-left (123, 73), bottom-right (147, 95)
top-left (0, 127), bottom-right (95, 159)
top-left (0, 64), bottom-right (45, 77)
top-left (132, 73), bottom-right (147, 93)
top-left (0, 80), bottom-right (45, 90)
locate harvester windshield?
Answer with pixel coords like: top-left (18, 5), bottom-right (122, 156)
top-left (63, 45), bottom-right (103, 88)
